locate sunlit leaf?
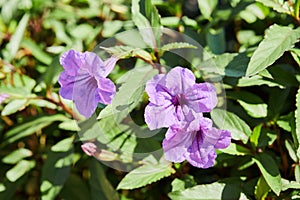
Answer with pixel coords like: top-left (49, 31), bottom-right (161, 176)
top-left (246, 24), bottom-right (300, 76)
top-left (117, 156), bottom-right (175, 190)
top-left (253, 153), bottom-right (282, 196)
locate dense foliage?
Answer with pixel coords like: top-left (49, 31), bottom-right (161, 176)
top-left (1, 0), bottom-right (300, 199)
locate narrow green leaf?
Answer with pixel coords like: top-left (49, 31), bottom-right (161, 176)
top-left (89, 159), bottom-right (119, 200)
top-left (131, 0), bottom-right (156, 48)
top-left (197, 0), bottom-right (218, 19)
top-left (2, 148), bottom-right (32, 164)
top-left (159, 42), bottom-right (197, 56)
top-left (285, 140), bottom-right (298, 162)
top-left (295, 165), bottom-right (300, 183)
top-left (3, 13), bottom-right (30, 62)
top-left (211, 109), bottom-right (251, 143)
top-left (6, 160), bottom-right (35, 182)
top-left (1, 99), bottom-right (28, 116)
top-left (295, 88), bottom-right (300, 157)
top-left (246, 24), bottom-right (300, 76)
top-left (250, 124), bottom-right (262, 148)
top-left (21, 38), bottom-right (52, 65)
top-left (255, 176), bottom-right (270, 200)
top-left (281, 178), bottom-right (300, 191)
top-left (117, 156), bottom-right (175, 190)
top-left (254, 153), bottom-right (282, 196)
top-left (100, 46), bottom-right (152, 62)
top-left (2, 115), bottom-right (68, 146)
top-left (51, 136), bottom-right (74, 152)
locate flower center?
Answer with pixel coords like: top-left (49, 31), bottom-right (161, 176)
top-left (172, 94), bottom-right (186, 107)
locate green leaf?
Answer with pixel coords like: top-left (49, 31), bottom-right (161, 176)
top-left (159, 42), bottom-right (197, 56)
top-left (281, 178), bottom-right (300, 191)
top-left (100, 45), bottom-right (153, 62)
top-left (98, 65), bottom-right (157, 119)
top-left (131, 0), bottom-right (157, 48)
top-left (168, 179), bottom-right (248, 200)
top-left (117, 156), bottom-right (175, 190)
top-left (255, 176), bottom-right (270, 200)
top-left (206, 28), bottom-right (226, 54)
top-left (51, 136), bottom-right (74, 152)
top-left (89, 159), bottom-right (120, 200)
top-left (285, 140), bottom-right (298, 162)
top-left (253, 153), bottom-right (282, 196)
top-left (171, 179), bottom-right (185, 192)
top-left (2, 114), bottom-right (68, 146)
top-left (3, 13), bottom-right (30, 62)
top-left (6, 160), bottom-right (35, 182)
top-left (227, 91), bottom-right (267, 118)
top-left (295, 165), bottom-right (300, 183)
top-left (295, 88), bottom-right (300, 157)
top-left (246, 24), bottom-right (300, 76)
top-left (200, 52), bottom-right (250, 77)
top-left (197, 0), bottom-right (218, 19)
top-left (1, 99), bottom-right (28, 116)
top-left (21, 38), bottom-right (52, 65)
top-left (290, 48), bottom-right (300, 66)
top-left (40, 139), bottom-right (74, 200)
top-left (2, 148), bottom-right (32, 164)
top-left (211, 109), bottom-right (251, 143)
top-left (256, 0), bottom-right (293, 15)
top-left (218, 143), bottom-right (252, 156)
top-left (250, 124), bottom-right (262, 148)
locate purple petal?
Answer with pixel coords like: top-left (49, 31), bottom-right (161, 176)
top-left (186, 132), bottom-right (217, 168)
top-left (144, 103), bottom-right (177, 130)
top-left (103, 56), bottom-right (118, 77)
top-left (58, 72), bottom-right (75, 100)
top-left (60, 50), bottom-right (83, 76)
top-left (73, 72), bottom-right (99, 118)
top-left (185, 82), bottom-right (217, 113)
top-left (165, 67), bottom-right (195, 96)
top-left (0, 93), bottom-right (9, 104)
top-left (163, 126), bottom-right (194, 162)
top-left (214, 130), bottom-right (231, 149)
top-left (96, 77), bottom-right (116, 105)
top-left (145, 74), bottom-right (172, 106)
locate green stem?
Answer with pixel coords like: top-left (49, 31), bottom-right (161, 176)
top-left (295, 0), bottom-right (300, 22)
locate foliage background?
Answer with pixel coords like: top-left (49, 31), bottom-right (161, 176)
top-left (1, 0), bottom-right (300, 199)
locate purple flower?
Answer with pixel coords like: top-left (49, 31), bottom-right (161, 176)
top-left (162, 117), bottom-right (231, 168)
top-left (0, 94), bottom-right (10, 104)
top-left (144, 67), bottom-right (217, 130)
top-left (59, 50), bottom-right (117, 118)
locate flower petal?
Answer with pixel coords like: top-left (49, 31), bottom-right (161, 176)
top-left (73, 72), bottom-right (98, 118)
top-left (165, 67), bottom-right (195, 96)
top-left (214, 130), bottom-right (231, 149)
top-left (103, 56), bottom-right (118, 77)
top-left (145, 74), bottom-right (172, 106)
top-left (185, 82), bottom-right (217, 113)
top-left (163, 126), bottom-right (194, 162)
top-left (96, 77), bottom-right (116, 105)
top-left (58, 72), bottom-right (75, 100)
top-left (60, 50), bottom-right (83, 76)
top-left (144, 103), bottom-right (177, 130)
top-left (186, 132), bottom-right (217, 168)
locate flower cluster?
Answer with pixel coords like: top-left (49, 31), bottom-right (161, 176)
top-left (145, 67), bottom-right (231, 168)
top-left (58, 50), bottom-right (118, 118)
